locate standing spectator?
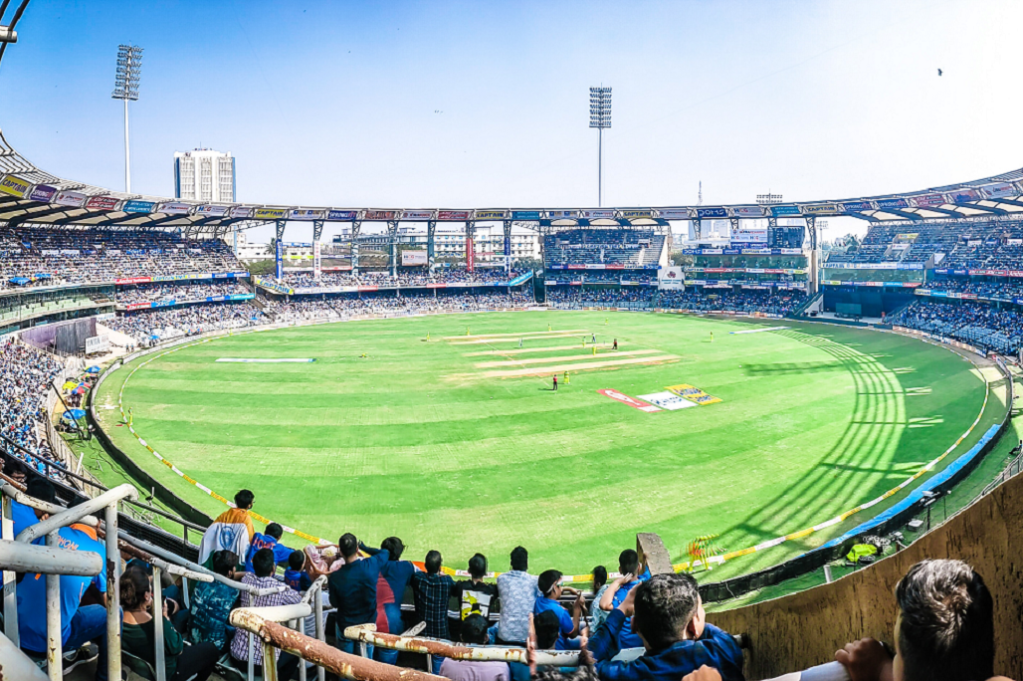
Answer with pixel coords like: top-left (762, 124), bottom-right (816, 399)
top-left (230, 549), bottom-right (302, 679)
top-left (362, 536), bottom-right (416, 665)
top-left (439, 613), bottom-right (510, 681)
top-left (328, 533), bottom-right (389, 657)
top-left (496, 546), bottom-right (538, 645)
top-left (587, 573), bottom-right (744, 681)
top-left (199, 489), bottom-right (255, 564)
top-left (450, 552), bottom-right (498, 641)
top-left (189, 550), bottom-right (241, 652)
top-left (533, 570), bottom-right (587, 646)
top-left (121, 564), bottom-right (220, 681)
top-left (11, 477), bottom-right (51, 537)
top-left (412, 550), bottom-right (456, 640)
top-left (283, 550), bottom-right (313, 593)
top-left (590, 566), bottom-right (610, 632)
top-left (244, 522), bottom-right (293, 573)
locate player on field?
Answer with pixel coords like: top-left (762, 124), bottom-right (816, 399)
top-left (552, 375), bottom-right (558, 391)
top-left (612, 339), bottom-right (618, 351)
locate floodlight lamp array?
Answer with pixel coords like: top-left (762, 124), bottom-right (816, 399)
top-left (112, 44), bottom-right (144, 101)
top-left (589, 86), bottom-right (612, 129)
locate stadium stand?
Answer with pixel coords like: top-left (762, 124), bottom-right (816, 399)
top-left (889, 299), bottom-right (1023, 354)
top-left (102, 301), bottom-right (267, 345)
top-left (543, 229), bottom-right (666, 268)
top-left (279, 267), bottom-right (530, 290)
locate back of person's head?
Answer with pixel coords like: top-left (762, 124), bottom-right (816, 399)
top-left (234, 489), bottom-right (254, 509)
top-left (592, 566), bottom-right (608, 593)
top-left (633, 573), bottom-right (700, 651)
top-left (381, 536), bottom-right (405, 562)
top-left (425, 550), bottom-right (443, 574)
top-left (6, 460), bottom-right (27, 480)
top-left (510, 546), bottom-right (528, 571)
top-left (288, 550), bottom-right (305, 572)
top-left (120, 564), bottom-right (151, 609)
top-left (338, 533), bottom-right (359, 559)
top-left (618, 549), bottom-right (640, 576)
top-left (468, 553), bottom-right (488, 580)
top-left (252, 548), bottom-right (276, 578)
top-left (461, 613), bottom-right (489, 645)
top-left (265, 523), bottom-right (283, 540)
top-left (538, 569), bottom-right (563, 596)
top-left (26, 478), bottom-right (55, 504)
top-left (212, 550), bottom-right (238, 577)
top-left (534, 610), bottom-right (561, 649)
top-left (895, 559), bottom-right (994, 681)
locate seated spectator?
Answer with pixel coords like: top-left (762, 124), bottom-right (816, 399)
top-left (17, 493), bottom-right (112, 680)
top-left (512, 610), bottom-right (564, 681)
top-left (412, 549), bottom-right (456, 640)
top-left (121, 564), bottom-right (219, 681)
top-left (284, 550), bottom-right (313, 593)
top-left (589, 566), bottom-right (610, 632)
top-left (304, 542), bottom-right (343, 579)
top-left (497, 546), bottom-right (538, 645)
top-left (244, 522), bottom-right (293, 573)
top-left (362, 536), bottom-right (416, 664)
top-left (199, 489), bottom-right (255, 564)
top-left (328, 533), bottom-right (389, 657)
top-left (534, 570), bottom-right (587, 647)
top-left (189, 550), bottom-right (241, 652)
top-left (586, 573), bottom-right (744, 681)
top-left (834, 559), bottom-right (1007, 681)
top-left (230, 549), bottom-right (301, 680)
top-left (439, 613), bottom-right (510, 681)
top-left (11, 477), bottom-right (51, 537)
top-left (598, 550), bottom-right (651, 649)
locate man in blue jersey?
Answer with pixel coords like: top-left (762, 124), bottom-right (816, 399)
top-left (243, 522), bottom-right (293, 573)
top-left (597, 550), bottom-right (651, 649)
top-left (532, 569), bottom-right (587, 647)
top-left (9, 477), bottom-right (52, 537)
top-left (17, 493), bottom-right (113, 681)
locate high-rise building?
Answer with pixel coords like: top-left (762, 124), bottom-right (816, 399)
top-left (173, 148), bottom-right (236, 203)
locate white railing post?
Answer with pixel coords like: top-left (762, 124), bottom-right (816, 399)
top-left (2, 492), bottom-right (19, 646)
top-left (248, 631), bottom-right (256, 681)
top-left (46, 532), bottom-right (62, 681)
top-left (314, 583), bottom-right (325, 681)
top-left (105, 502), bottom-right (122, 681)
top-left (152, 564), bottom-right (166, 681)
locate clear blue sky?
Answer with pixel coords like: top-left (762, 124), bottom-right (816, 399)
top-left (1, 0), bottom-right (1021, 242)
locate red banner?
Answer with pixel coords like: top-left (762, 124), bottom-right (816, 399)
top-left (115, 277), bottom-right (152, 285)
top-left (466, 236), bottom-right (475, 272)
top-left (598, 389), bottom-right (661, 413)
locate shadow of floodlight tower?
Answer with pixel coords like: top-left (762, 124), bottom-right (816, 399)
top-left (112, 44), bottom-right (144, 193)
top-left (589, 86), bottom-right (612, 207)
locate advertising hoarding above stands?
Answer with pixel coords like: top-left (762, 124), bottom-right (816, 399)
top-left (620, 209), bottom-right (653, 219)
top-left (770, 205), bottom-right (801, 217)
top-left (801, 203), bottom-right (842, 215)
top-left (159, 202), bottom-right (193, 215)
top-left (547, 210), bottom-right (579, 219)
top-left (290, 209), bottom-right (325, 221)
top-left (401, 210), bottom-right (434, 220)
top-left (28, 184), bottom-right (57, 203)
top-left (229, 206), bottom-right (254, 218)
top-left (656, 209), bottom-right (690, 219)
top-left (123, 200), bottom-right (156, 213)
top-left (86, 196), bottom-right (120, 210)
top-left (327, 210), bottom-right (359, 220)
top-left (949, 189), bottom-right (980, 203)
top-left (55, 191), bottom-right (87, 207)
top-left (474, 210), bottom-right (508, 220)
top-left (981, 182), bottom-right (1017, 199)
top-left (364, 210), bottom-right (398, 220)
top-left (730, 206), bottom-right (764, 218)
top-left (841, 201), bottom-right (875, 212)
top-left (254, 207), bottom-right (287, 219)
top-left (695, 207), bottom-right (727, 219)
top-left (875, 198), bottom-right (909, 210)
top-left (437, 210), bottom-right (471, 221)
top-left (579, 209), bottom-right (616, 219)
top-left (511, 211), bottom-right (541, 220)
top-left (0, 175), bottom-right (31, 198)
top-left (195, 205), bottom-right (229, 216)
top-left (912, 194), bottom-right (946, 208)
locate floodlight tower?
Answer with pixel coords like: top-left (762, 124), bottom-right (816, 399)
top-left (112, 44), bottom-right (143, 193)
top-left (589, 86), bottom-right (612, 207)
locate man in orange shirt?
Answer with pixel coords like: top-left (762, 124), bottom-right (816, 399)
top-left (215, 489), bottom-right (255, 539)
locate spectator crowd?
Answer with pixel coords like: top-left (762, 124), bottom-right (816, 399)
top-left (888, 299), bottom-right (1023, 354)
top-left (280, 266), bottom-right (530, 291)
top-left (103, 302), bottom-right (266, 344)
top-left (114, 281), bottom-right (250, 305)
top-left (546, 287), bottom-right (806, 316)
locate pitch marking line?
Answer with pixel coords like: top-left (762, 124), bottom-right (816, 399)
top-left (446, 354), bottom-right (679, 379)
top-left (443, 329), bottom-right (588, 340)
top-left (474, 349), bottom-right (662, 368)
top-left (464, 343), bottom-right (626, 356)
top-left (215, 358), bottom-right (316, 363)
top-left (451, 333), bottom-right (598, 345)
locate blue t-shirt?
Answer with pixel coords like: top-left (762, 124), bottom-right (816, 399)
top-left (328, 550), bottom-right (390, 630)
top-left (10, 500), bottom-right (38, 538)
top-left (611, 569), bottom-right (651, 650)
top-left (244, 533), bottom-right (294, 573)
top-left (17, 524), bottom-right (107, 653)
top-left (284, 568), bottom-right (313, 592)
top-left (534, 595), bottom-right (574, 639)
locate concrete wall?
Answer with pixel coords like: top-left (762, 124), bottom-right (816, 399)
top-left (711, 469), bottom-right (1023, 680)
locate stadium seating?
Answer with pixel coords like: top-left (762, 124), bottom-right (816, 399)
top-left (547, 287), bottom-right (807, 317)
top-left (543, 229), bottom-right (666, 267)
top-left (279, 266), bottom-right (529, 290)
top-left (889, 299), bottom-right (1023, 354)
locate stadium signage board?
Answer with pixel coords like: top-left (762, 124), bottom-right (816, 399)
top-left (437, 210), bottom-right (471, 220)
top-left (158, 202), bottom-right (193, 215)
top-left (841, 201), bottom-right (874, 212)
top-left (195, 205), bottom-right (229, 216)
top-left (327, 209), bottom-right (359, 220)
top-left (769, 205), bottom-right (800, 217)
top-left (656, 209), bottom-right (690, 219)
top-left (620, 209), bottom-right (653, 219)
top-left (949, 189), bottom-right (980, 203)
top-left (912, 194), bottom-right (946, 207)
top-left (474, 210), bottom-right (508, 220)
top-left (658, 266), bottom-right (684, 290)
top-left (0, 174), bottom-right (31, 198)
top-left (123, 200), bottom-right (156, 213)
top-left (401, 210), bottom-right (434, 220)
top-left (115, 276), bottom-right (151, 285)
top-left (364, 210), bottom-right (398, 220)
top-left (547, 210), bottom-right (579, 219)
top-left (801, 203), bottom-right (841, 215)
top-left (511, 211), bottom-right (541, 220)
top-left (579, 209), bottom-right (616, 219)
top-left (597, 389), bottom-right (661, 413)
top-left (402, 250), bottom-right (428, 266)
top-left (28, 184), bottom-right (57, 202)
top-left (229, 206), bottom-right (255, 218)
top-left (254, 207), bottom-right (287, 219)
top-left (85, 196), bottom-right (120, 210)
top-left (981, 182), bottom-right (1017, 199)
top-left (695, 207), bottom-right (727, 219)
top-left (875, 198), bottom-right (909, 210)
top-left (730, 206), bottom-right (764, 217)
top-left (290, 209), bottom-right (325, 221)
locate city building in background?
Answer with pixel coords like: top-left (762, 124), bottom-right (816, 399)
top-left (173, 148), bottom-right (236, 202)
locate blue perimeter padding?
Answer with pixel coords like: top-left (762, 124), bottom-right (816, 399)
top-left (813, 423), bottom-right (1001, 554)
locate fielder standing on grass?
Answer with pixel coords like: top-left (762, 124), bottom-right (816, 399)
top-left (553, 374), bottom-right (558, 391)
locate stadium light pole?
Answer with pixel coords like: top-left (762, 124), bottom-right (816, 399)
top-left (589, 87), bottom-right (611, 207)
top-left (112, 44), bottom-right (143, 193)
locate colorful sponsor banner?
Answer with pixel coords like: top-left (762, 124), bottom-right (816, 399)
top-left (195, 204), bottom-right (229, 217)
top-left (637, 391), bottom-right (696, 411)
top-left (364, 210), bottom-right (397, 220)
top-left (801, 203), bottom-right (841, 215)
top-left (508, 271), bottom-right (533, 286)
top-left (875, 198), bottom-right (909, 210)
top-left (401, 209), bottom-right (434, 220)
top-left (504, 236), bottom-right (511, 260)
top-left (0, 174), bottom-right (31, 198)
top-left (229, 206), bottom-right (254, 218)
top-left (313, 241), bottom-right (322, 281)
top-left (115, 276), bottom-right (152, 285)
top-left (54, 190), bottom-right (87, 207)
top-left (730, 206), bottom-right (764, 218)
top-left (123, 200), bottom-right (157, 213)
top-left (967, 268), bottom-right (1023, 278)
top-left (157, 201), bottom-right (192, 215)
top-left (290, 208), bottom-right (325, 221)
top-left (911, 193), bottom-right (946, 208)
top-left (658, 266), bottom-right (684, 290)
top-left (275, 240), bottom-right (284, 280)
top-left (255, 207), bottom-right (287, 220)
top-left (579, 209), bottom-right (616, 219)
top-left (824, 262), bottom-right (923, 270)
top-left (667, 383), bottom-right (722, 406)
top-left (770, 205), bottom-right (800, 217)
top-left (511, 210), bottom-right (541, 220)
top-left (547, 209), bottom-right (579, 219)
top-left (620, 209), bottom-right (653, 219)
top-left (656, 209), bottom-right (691, 219)
top-left (949, 189), bottom-right (980, 203)
top-left (474, 210), bottom-right (508, 220)
top-left (731, 229), bottom-right (767, 244)
top-left (981, 182), bottom-right (1017, 199)
top-left (695, 207), bottom-right (727, 219)
top-left (254, 276), bottom-right (294, 295)
top-left (597, 389), bottom-right (661, 413)
top-left (466, 236), bottom-right (475, 272)
top-left (841, 201), bottom-right (874, 212)
top-left (327, 209), bottom-right (359, 220)
top-left (28, 184), bottom-right (58, 202)
top-left (402, 250), bottom-right (428, 266)
top-left (85, 196), bottom-right (120, 210)
top-left (437, 210), bottom-right (471, 220)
